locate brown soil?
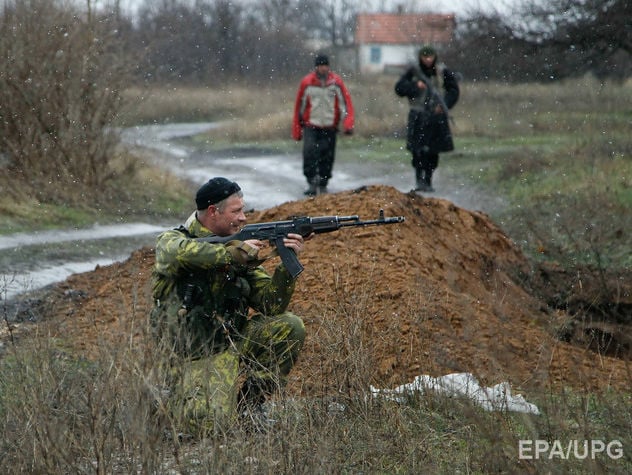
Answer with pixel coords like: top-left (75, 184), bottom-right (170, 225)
top-left (7, 186), bottom-right (631, 397)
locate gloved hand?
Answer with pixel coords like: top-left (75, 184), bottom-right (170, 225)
top-left (225, 240), bottom-right (261, 268)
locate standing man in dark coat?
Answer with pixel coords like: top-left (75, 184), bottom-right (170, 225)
top-left (395, 45), bottom-right (460, 192)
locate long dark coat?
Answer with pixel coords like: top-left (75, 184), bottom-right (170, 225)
top-left (395, 64), bottom-right (460, 155)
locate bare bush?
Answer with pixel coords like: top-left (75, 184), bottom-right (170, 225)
top-left (0, 0), bottom-right (131, 204)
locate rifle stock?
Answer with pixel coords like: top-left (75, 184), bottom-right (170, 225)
top-left (198, 210), bottom-right (405, 278)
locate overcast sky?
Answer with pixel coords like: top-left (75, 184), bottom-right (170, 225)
top-left (367, 0), bottom-right (515, 16)
top-left (112, 0), bottom-right (517, 19)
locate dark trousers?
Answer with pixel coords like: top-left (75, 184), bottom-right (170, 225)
top-left (412, 151), bottom-right (439, 184)
top-left (302, 127), bottom-right (337, 186)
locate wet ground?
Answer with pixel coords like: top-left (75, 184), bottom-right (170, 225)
top-left (1, 123), bottom-right (504, 300)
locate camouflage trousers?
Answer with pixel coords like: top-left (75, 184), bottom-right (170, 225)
top-left (164, 311), bottom-right (305, 435)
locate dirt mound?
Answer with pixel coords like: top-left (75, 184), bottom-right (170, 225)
top-left (14, 186), bottom-right (631, 395)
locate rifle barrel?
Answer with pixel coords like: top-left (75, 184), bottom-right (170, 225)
top-left (309, 215), bottom-right (358, 223)
top-left (337, 215), bottom-right (360, 222)
top-left (340, 216), bottom-right (405, 227)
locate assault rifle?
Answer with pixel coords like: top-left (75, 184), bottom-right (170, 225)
top-left (198, 209), bottom-right (405, 278)
top-left (412, 66), bottom-right (453, 124)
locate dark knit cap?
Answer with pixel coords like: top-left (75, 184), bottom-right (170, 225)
top-left (195, 177), bottom-right (241, 209)
top-left (314, 54), bottom-right (329, 66)
top-left (419, 45), bottom-right (437, 57)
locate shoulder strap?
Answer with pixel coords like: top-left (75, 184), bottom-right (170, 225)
top-left (175, 224), bottom-right (194, 238)
top-left (411, 65), bottom-right (429, 83)
top-left (436, 63), bottom-right (447, 90)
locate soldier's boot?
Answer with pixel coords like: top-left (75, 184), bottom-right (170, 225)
top-left (304, 176), bottom-right (319, 196)
top-left (237, 377), bottom-right (277, 432)
top-left (304, 182), bottom-right (317, 196)
top-left (424, 169), bottom-right (435, 192)
top-left (415, 169), bottom-right (428, 191)
top-left (238, 377), bottom-right (267, 409)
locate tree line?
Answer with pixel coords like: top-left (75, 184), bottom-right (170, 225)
top-left (128, 0), bottom-right (630, 83)
top-left (450, 0), bottom-right (631, 82)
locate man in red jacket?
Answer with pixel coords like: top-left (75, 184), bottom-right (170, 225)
top-left (292, 54), bottom-right (354, 196)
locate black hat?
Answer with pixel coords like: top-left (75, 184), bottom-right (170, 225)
top-left (195, 177), bottom-right (241, 209)
top-left (419, 45), bottom-right (437, 57)
top-left (314, 54), bottom-right (329, 66)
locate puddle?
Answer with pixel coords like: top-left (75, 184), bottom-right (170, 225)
top-left (0, 223), bottom-right (165, 251)
top-left (1, 257), bottom-right (126, 301)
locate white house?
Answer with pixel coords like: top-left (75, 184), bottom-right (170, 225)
top-left (355, 13), bottom-right (456, 74)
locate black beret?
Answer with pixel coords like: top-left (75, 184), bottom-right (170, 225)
top-left (195, 177), bottom-right (241, 209)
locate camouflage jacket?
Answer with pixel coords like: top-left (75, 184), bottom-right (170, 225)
top-left (151, 211), bottom-right (296, 356)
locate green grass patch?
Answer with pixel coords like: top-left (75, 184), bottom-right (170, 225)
top-left (0, 198), bottom-right (98, 235)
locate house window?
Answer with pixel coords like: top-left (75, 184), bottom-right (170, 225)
top-left (370, 46), bottom-right (381, 64)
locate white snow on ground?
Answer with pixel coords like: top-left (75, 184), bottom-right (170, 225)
top-left (0, 223), bottom-right (165, 251)
top-left (371, 372), bottom-right (540, 414)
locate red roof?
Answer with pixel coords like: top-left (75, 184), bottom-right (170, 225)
top-left (355, 13), bottom-right (455, 45)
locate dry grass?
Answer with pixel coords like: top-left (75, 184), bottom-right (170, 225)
top-left (119, 75), bottom-right (410, 141)
top-left (120, 74), bottom-right (632, 144)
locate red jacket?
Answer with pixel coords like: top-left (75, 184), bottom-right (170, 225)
top-left (292, 70), bottom-right (354, 141)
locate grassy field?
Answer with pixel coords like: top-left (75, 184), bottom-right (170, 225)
top-left (1, 77), bottom-right (631, 473)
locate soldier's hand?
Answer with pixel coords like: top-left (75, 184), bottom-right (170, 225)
top-left (282, 233), bottom-right (307, 255)
top-left (225, 240), bottom-right (261, 267)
